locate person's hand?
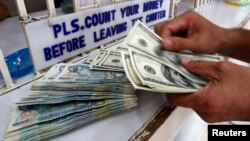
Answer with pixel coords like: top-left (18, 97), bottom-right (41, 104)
top-left (155, 11), bottom-right (228, 54)
top-left (167, 58), bottom-right (250, 123)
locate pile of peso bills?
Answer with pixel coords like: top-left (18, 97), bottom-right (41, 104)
top-left (4, 64), bottom-right (137, 141)
top-left (122, 21), bottom-right (223, 93)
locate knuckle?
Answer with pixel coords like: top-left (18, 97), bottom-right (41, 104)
top-left (216, 61), bottom-right (231, 70)
top-left (189, 61), bottom-right (203, 69)
top-left (184, 10), bottom-right (197, 17)
top-left (186, 10), bottom-right (194, 15)
top-left (154, 25), bottom-right (161, 34)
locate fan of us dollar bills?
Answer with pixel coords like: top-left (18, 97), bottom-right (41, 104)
top-left (121, 21), bottom-right (223, 93)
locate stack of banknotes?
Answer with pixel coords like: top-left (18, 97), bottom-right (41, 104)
top-left (4, 64), bottom-right (137, 141)
top-left (121, 21), bottom-right (223, 93)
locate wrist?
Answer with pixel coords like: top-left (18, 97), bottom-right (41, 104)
top-left (216, 28), bottom-right (250, 63)
top-left (216, 28), bottom-right (236, 55)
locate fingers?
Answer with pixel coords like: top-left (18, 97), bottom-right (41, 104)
top-left (155, 11), bottom-right (196, 38)
top-left (162, 37), bottom-right (194, 52)
top-left (155, 17), bottom-right (189, 39)
top-left (154, 21), bottom-right (168, 37)
top-left (181, 58), bottom-right (220, 79)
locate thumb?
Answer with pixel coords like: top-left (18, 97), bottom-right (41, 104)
top-left (162, 37), bottom-right (194, 52)
top-left (181, 58), bottom-right (219, 79)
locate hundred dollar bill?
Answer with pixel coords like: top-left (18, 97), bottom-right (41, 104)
top-left (173, 51), bottom-right (223, 62)
top-left (88, 51), bottom-right (123, 72)
top-left (124, 21), bottom-right (221, 85)
top-left (127, 49), bottom-right (200, 93)
top-left (92, 51), bottom-right (124, 71)
top-left (121, 53), bottom-right (155, 92)
top-left (77, 49), bottom-right (99, 64)
top-left (88, 50), bottom-right (109, 66)
top-left (85, 49), bottom-right (103, 64)
top-left (116, 47), bottom-right (129, 54)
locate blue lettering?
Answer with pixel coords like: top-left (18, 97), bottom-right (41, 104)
top-left (94, 22), bottom-right (127, 43)
top-left (44, 48), bottom-right (52, 61)
top-left (44, 35), bottom-right (86, 61)
top-left (159, 0), bottom-right (164, 7)
top-left (62, 22), bottom-right (71, 36)
top-left (59, 42), bottom-right (66, 55)
top-left (52, 24), bottom-right (62, 39)
top-left (131, 17), bottom-right (143, 25)
top-left (66, 41), bottom-right (73, 52)
top-left (111, 10), bottom-right (116, 21)
top-left (106, 27), bottom-right (111, 38)
top-left (84, 10), bottom-right (116, 29)
top-left (92, 14), bottom-right (99, 27)
top-left (143, 0), bottom-right (163, 12)
top-left (79, 35), bottom-right (86, 48)
top-left (72, 38), bottom-right (79, 50)
top-left (111, 26), bottom-right (117, 35)
top-left (120, 4), bottom-right (139, 18)
top-left (100, 28), bottom-right (105, 41)
top-left (51, 45), bottom-right (60, 58)
top-left (85, 16), bottom-right (92, 28)
top-left (146, 10), bottom-right (166, 23)
top-left (120, 8), bottom-right (126, 18)
top-left (71, 19), bottom-right (80, 33)
top-left (98, 15), bottom-right (105, 25)
top-left (94, 32), bottom-right (100, 42)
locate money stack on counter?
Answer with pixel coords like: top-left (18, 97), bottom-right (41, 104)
top-left (121, 21), bottom-right (223, 93)
top-left (4, 64), bottom-right (137, 141)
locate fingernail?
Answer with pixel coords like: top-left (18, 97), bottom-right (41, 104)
top-left (181, 57), bottom-right (191, 65)
top-left (162, 39), bottom-right (173, 50)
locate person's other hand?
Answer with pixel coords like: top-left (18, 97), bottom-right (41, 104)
top-left (155, 11), bottom-right (227, 54)
top-left (167, 58), bottom-right (250, 123)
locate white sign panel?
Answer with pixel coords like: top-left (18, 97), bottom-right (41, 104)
top-left (25, 0), bottom-right (170, 71)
